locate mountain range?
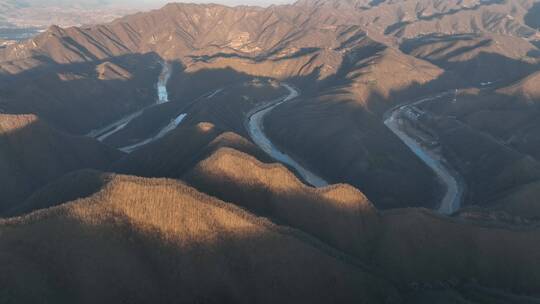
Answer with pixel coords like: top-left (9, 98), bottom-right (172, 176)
top-left (1, 0), bottom-right (540, 303)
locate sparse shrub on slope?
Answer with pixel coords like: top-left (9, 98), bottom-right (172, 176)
top-left (186, 147), bottom-right (540, 296)
top-left (186, 147), bottom-right (380, 260)
top-left (113, 122), bottom-right (271, 178)
top-left (0, 175), bottom-right (397, 304)
top-left (0, 114), bottom-right (122, 214)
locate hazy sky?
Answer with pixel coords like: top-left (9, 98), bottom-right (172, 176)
top-left (134, 0), bottom-right (295, 7)
top-left (19, 0), bottom-right (296, 8)
top-left (180, 0), bottom-right (293, 4)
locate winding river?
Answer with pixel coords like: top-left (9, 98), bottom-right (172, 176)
top-left (247, 84), bottom-right (329, 188)
top-left (384, 93), bottom-right (464, 214)
top-left (156, 61), bottom-right (171, 104)
top-left (90, 62), bottom-right (463, 214)
top-left (88, 61), bottom-right (188, 153)
top-left (88, 61), bottom-right (173, 141)
top-left (245, 84), bottom-right (464, 215)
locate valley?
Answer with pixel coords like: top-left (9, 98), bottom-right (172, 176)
top-left (86, 61), bottom-right (189, 153)
top-left (88, 61), bottom-right (173, 142)
top-left (1, 1), bottom-right (540, 303)
top-left (385, 92), bottom-right (464, 215)
top-left (247, 84), bottom-right (329, 188)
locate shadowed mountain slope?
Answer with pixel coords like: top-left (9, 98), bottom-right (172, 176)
top-left (9, 146), bottom-right (540, 302)
top-left (186, 147), bottom-right (380, 260)
top-left (0, 2), bottom-right (371, 78)
top-left (376, 208), bottom-right (540, 295)
top-left (265, 43), bottom-right (447, 209)
top-left (113, 122), bottom-right (272, 179)
top-left (1, 0), bottom-right (537, 211)
top-left (7, 169), bottom-right (110, 217)
top-left (182, 147), bottom-right (540, 297)
top-left (100, 78), bottom-right (286, 149)
top-left (0, 114), bottom-right (121, 214)
top-left (0, 174), bottom-right (397, 304)
top-left (294, 0), bottom-right (540, 42)
top-left (4, 132), bottom-right (540, 302)
top-left (400, 33), bottom-right (540, 84)
top-left (0, 53), bottom-right (161, 134)
top-left (413, 72), bottom-right (540, 211)
top-left (1, 2), bottom-right (540, 301)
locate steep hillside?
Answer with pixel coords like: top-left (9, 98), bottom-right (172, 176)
top-left (422, 72), bottom-right (540, 164)
top-left (407, 73), bottom-right (540, 216)
top-left (376, 208), bottom-right (540, 295)
top-left (493, 71), bottom-right (540, 160)
top-left (490, 180), bottom-right (540, 219)
top-left (0, 114), bottom-right (121, 213)
top-left (292, 0), bottom-right (540, 83)
top-left (294, 0), bottom-right (540, 42)
top-left (9, 147), bottom-right (540, 302)
top-left (0, 2), bottom-right (367, 75)
top-left (1, 0), bottom-right (536, 210)
top-left (265, 45), bottom-right (447, 209)
top-left (0, 54), bottom-right (160, 133)
top-left (186, 147), bottom-right (379, 260)
top-left (101, 78), bottom-right (286, 148)
top-left (427, 117), bottom-right (540, 205)
top-left (499, 69), bottom-right (540, 101)
top-left (0, 2), bottom-right (406, 136)
top-left (1, 1), bottom-right (540, 302)
top-left (113, 122), bottom-right (271, 178)
top-left (7, 169), bottom-right (110, 217)
top-left (401, 33), bottom-right (540, 84)
top-left (450, 72), bottom-right (540, 218)
top-left (0, 174), bottom-right (396, 304)
top-left (182, 146), bottom-right (540, 297)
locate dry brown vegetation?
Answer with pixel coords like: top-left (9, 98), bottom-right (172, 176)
top-left (0, 174), bottom-right (397, 304)
top-left (1, 1), bottom-right (540, 302)
top-left (180, 80), bottom-right (286, 137)
top-left (184, 147), bottom-right (540, 296)
top-left (499, 71), bottom-right (540, 105)
top-left (419, 73), bottom-right (540, 217)
top-left (0, 53), bottom-right (160, 134)
top-left (187, 147), bottom-right (379, 260)
top-left (1, 0), bottom-right (537, 213)
top-left (376, 208), bottom-right (540, 294)
top-left (491, 180), bottom-right (540, 219)
top-left (265, 89), bottom-right (443, 209)
top-left (0, 114), bottom-right (121, 213)
top-left (7, 169), bottom-right (110, 217)
top-left (113, 122), bottom-right (271, 179)
top-left (400, 33), bottom-right (539, 84)
top-left (102, 79), bottom-right (286, 148)
top-left (8, 159), bottom-right (540, 301)
top-left (332, 0), bottom-right (540, 42)
top-left (4, 136), bottom-right (540, 302)
top-left (96, 61), bottom-right (132, 80)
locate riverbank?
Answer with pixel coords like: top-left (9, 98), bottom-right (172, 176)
top-left (384, 94), bottom-right (465, 214)
top-left (247, 84), bottom-right (329, 188)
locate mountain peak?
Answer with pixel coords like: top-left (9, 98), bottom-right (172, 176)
top-left (45, 24), bottom-right (64, 36)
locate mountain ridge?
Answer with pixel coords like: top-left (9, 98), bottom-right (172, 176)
top-left (1, 1), bottom-right (540, 302)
